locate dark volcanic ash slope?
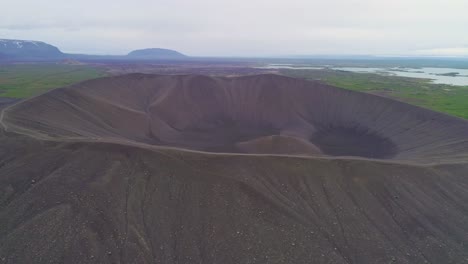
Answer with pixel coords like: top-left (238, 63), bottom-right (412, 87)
top-left (1, 74), bottom-right (468, 264)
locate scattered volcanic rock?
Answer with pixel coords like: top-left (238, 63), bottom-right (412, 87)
top-left (1, 74), bottom-right (468, 264)
top-left (58, 58), bottom-right (84, 65)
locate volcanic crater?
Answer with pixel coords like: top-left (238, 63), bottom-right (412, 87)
top-left (3, 73), bottom-right (468, 163)
top-left (2, 74), bottom-right (468, 264)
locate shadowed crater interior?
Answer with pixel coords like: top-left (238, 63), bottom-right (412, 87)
top-left (311, 126), bottom-right (398, 158)
top-left (3, 73), bottom-right (468, 163)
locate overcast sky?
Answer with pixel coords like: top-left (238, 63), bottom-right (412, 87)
top-left (2, 0), bottom-right (468, 57)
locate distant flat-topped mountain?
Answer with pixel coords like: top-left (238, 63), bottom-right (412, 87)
top-left (0, 39), bottom-right (64, 60)
top-left (127, 48), bottom-right (187, 59)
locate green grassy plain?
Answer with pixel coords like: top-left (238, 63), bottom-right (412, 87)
top-left (0, 64), bottom-right (106, 98)
top-left (281, 69), bottom-right (468, 119)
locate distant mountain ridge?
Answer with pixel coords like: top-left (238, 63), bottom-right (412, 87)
top-left (0, 38), bottom-right (188, 61)
top-left (0, 39), bottom-right (64, 59)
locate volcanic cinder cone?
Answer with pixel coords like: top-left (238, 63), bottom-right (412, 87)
top-left (1, 74), bottom-right (468, 264)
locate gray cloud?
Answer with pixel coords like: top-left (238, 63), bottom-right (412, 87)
top-left (1, 0), bottom-right (468, 56)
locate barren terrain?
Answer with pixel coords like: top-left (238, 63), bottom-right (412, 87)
top-left (1, 74), bottom-right (468, 263)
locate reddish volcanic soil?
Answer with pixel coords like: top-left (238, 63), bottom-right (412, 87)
top-left (1, 74), bottom-right (468, 263)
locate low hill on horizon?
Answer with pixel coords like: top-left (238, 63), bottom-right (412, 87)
top-left (0, 38), bottom-right (188, 61)
top-left (127, 48), bottom-right (187, 59)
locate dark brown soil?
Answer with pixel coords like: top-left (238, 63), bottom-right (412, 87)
top-left (1, 74), bottom-right (468, 264)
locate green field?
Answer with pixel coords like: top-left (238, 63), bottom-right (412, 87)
top-left (0, 64), bottom-right (106, 98)
top-left (281, 69), bottom-right (468, 119)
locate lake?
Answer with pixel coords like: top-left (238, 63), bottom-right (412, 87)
top-left (258, 64), bottom-right (468, 86)
top-left (335, 67), bottom-right (468, 86)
